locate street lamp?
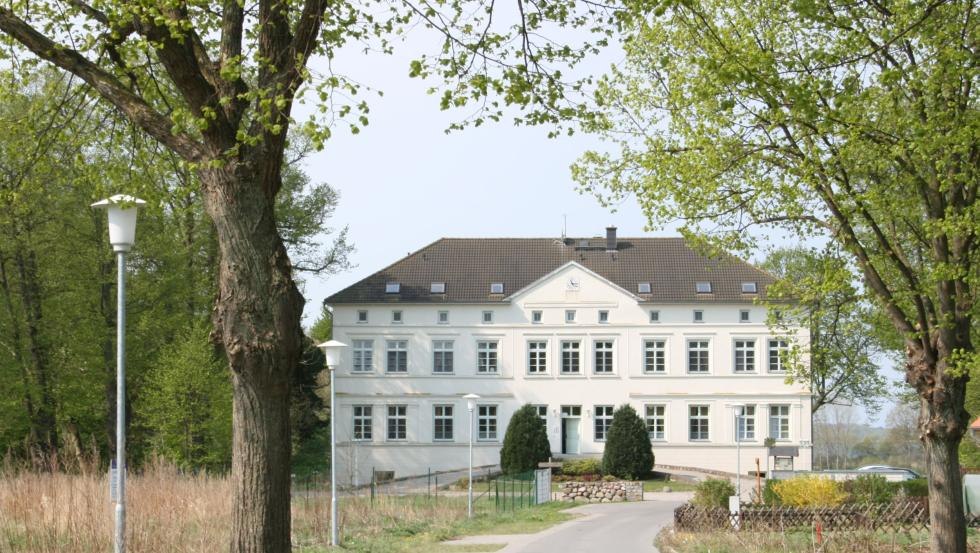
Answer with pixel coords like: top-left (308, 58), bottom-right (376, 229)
top-left (317, 339), bottom-right (347, 547)
top-left (463, 393), bottom-right (480, 518)
top-left (92, 194), bottom-right (145, 553)
top-left (733, 404), bottom-right (745, 502)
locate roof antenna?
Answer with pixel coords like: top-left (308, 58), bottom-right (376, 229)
top-left (561, 214), bottom-right (567, 241)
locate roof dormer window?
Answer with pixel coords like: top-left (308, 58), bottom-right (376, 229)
top-left (385, 282), bottom-right (400, 294)
top-left (741, 281), bottom-right (758, 294)
top-left (695, 281), bottom-right (712, 294)
top-left (638, 282), bottom-right (651, 294)
top-left (430, 282), bottom-right (446, 294)
top-left (490, 282), bottom-right (504, 294)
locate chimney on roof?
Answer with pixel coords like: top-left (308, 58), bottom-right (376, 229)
top-left (606, 226), bottom-right (618, 251)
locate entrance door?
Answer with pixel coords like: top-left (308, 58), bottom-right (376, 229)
top-left (562, 418), bottom-right (580, 454)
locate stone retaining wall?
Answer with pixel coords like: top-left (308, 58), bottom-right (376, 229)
top-left (559, 480), bottom-right (643, 502)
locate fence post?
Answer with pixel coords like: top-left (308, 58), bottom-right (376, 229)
top-left (427, 468), bottom-right (431, 498)
top-left (370, 467), bottom-right (375, 505)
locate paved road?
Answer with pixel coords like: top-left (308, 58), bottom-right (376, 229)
top-left (447, 498), bottom-right (686, 553)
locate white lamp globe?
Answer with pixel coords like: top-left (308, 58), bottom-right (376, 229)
top-left (317, 340), bottom-right (348, 368)
top-left (463, 393), bottom-right (480, 411)
top-left (91, 195), bottom-right (146, 252)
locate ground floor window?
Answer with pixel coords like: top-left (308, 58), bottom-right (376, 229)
top-left (433, 404), bottom-right (454, 441)
top-left (645, 404), bottom-right (666, 440)
top-left (594, 405), bottom-right (614, 441)
top-left (478, 405), bottom-right (498, 440)
top-left (689, 405), bottom-right (710, 441)
top-left (353, 405), bottom-right (372, 441)
top-left (387, 405), bottom-right (407, 440)
top-left (769, 405), bottom-right (790, 440)
top-left (736, 405), bottom-right (756, 441)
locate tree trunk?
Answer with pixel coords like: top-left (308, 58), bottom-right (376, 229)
top-left (924, 430), bottom-right (966, 553)
top-left (200, 161), bottom-right (304, 553)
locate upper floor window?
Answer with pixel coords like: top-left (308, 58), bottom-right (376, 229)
top-left (693, 310), bottom-right (704, 323)
top-left (482, 310), bottom-right (494, 324)
top-left (687, 340), bottom-right (710, 373)
top-left (689, 405), bottom-right (710, 441)
top-left (649, 310), bottom-right (660, 323)
top-left (594, 405), bottom-right (614, 441)
top-left (737, 405), bottom-right (756, 441)
top-left (565, 310), bottom-right (576, 323)
top-left (433, 340), bottom-right (454, 373)
top-left (357, 310), bottom-right (368, 323)
top-left (638, 282), bottom-right (652, 294)
top-left (598, 310), bottom-right (609, 324)
top-left (527, 341), bottom-right (548, 374)
top-left (477, 341), bottom-right (499, 374)
top-left (478, 405), bottom-right (498, 440)
top-left (768, 339), bottom-right (790, 372)
top-left (392, 310), bottom-right (403, 323)
top-left (353, 405), bottom-right (373, 441)
top-left (740, 309), bottom-right (750, 323)
top-left (645, 404), bottom-right (666, 440)
top-left (531, 310), bottom-right (543, 324)
top-left (433, 405), bottom-right (454, 441)
top-left (385, 282), bottom-right (400, 294)
top-left (386, 340), bottom-right (408, 373)
top-left (430, 282), bottom-right (446, 294)
top-left (741, 281), bottom-right (758, 294)
top-left (643, 339), bottom-right (666, 374)
top-left (560, 341), bottom-right (581, 374)
top-left (733, 339), bottom-right (756, 373)
top-left (352, 339), bottom-right (373, 372)
top-left (438, 310), bottom-right (449, 324)
top-left (695, 281), bottom-right (712, 294)
top-left (490, 282), bottom-right (505, 294)
top-left (594, 340), bottom-right (614, 374)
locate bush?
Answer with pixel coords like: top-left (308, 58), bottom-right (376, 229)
top-left (772, 476), bottom-right (847, 507)
top-left (693, 478), bottom-right (735, 509)
top-left (762, 479), bottom-right (781, 505)
top-left (602, 474), bottom-right (618, 482)
top-left (891, 477), bottom-right (929, 498)
top-left (561, 458), bottom-right (602, 476)
top-left (845, 474), bottom-right (894, 504)
top-left (601, 404), bottom-right (655, 480)
top-left (499, 404), bottom-right (552, 474)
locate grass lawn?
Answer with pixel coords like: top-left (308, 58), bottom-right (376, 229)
top-left (657, 528), bottom-right (980, 553)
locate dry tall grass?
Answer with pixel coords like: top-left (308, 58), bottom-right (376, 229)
top-left (0, 460), bottom-right (473, 553)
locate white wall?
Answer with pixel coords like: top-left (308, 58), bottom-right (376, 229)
top-left (330, 263), bottom-right (812, 484)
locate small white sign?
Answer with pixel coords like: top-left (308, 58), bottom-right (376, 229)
top-left (728, 495), bottom-right (740, 513)
top-left (109, 461), bottom-right (119, 503)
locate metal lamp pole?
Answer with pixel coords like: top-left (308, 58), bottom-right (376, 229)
top-left (318, 340), bottom-right (347, 547)
top-left (734, 405), bottom-right (744, 501)
top-left (92, 195), bottom-right (145, 553)
top-left (463, 393), bottom-right (480, 518)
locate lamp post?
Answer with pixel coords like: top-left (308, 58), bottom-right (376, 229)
top-left (92, 194), bottom-right (145, 553)
top-left (317, 340), bottom-right (347, 547)
top-left (463, 393), bottom-right (480, 518)
top-left (733, 404), bottom-right (745, 502)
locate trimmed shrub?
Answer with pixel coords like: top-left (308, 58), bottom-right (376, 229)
top-left (772, 476), bottom-right (847, 507)
top-left (562, 458), bottom-right (602, 476)
top-left (693, 478), bottom-right (736, 509)
top-left (845, 474), bottom-right (894, 504)
top-left (762, 479), bottom-right (781, 505)
top-left (499, 404), bottom-right (552, 474)
top-left (601, 404), bottom-right (655, 480)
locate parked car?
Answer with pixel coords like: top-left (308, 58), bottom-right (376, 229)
top-left (856, 465), bottom-right (921, 480)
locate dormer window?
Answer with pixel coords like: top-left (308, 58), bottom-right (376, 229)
top-left (695, 282), bottom-right (712, 294)
top-left (490, 282), bottom-right (504, 294)
top-left (385, 282), bottom-right (400, 294)
top-left (638, 282), bottom-right (651, 294)
top-left (431, 282), bottom-right (446, 294)
top-left (741, 281), bottom-right (758, 294)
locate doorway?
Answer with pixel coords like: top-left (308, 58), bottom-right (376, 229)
top-left (562, 418), bottom-right (580, 455)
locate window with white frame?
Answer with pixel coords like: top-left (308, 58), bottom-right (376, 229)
top-left (693, 309), bottom-right (704, 322)
top-left (490, 282), bottom-right (504, 294)
top-left (649, 310), bottom-right (660, 323)
top-left (353, 405), bottom-right (373, 441)
top-left (594, 405), bottom-right (614, 441)
top-left (769, 405), bottom-right (790, 440)
top-left (696, 281), bottom-right (712, 293)
top-left (527, 341), bottom-right (548, 374)
top-left (357, 310), bottom-right (368, 323)
top-left (561, 405), bottom-right (582, 417)
top-left (741, 281), bottom-right (758, 294)
top-left (598, 310), bottom-right (609, 323)
top-left (733, 339), bottom-right (756, 373)
top-left (438, 310), bottom-right (449, 324)
top-left (689, 405), bottom-right (710, 441)
top-left (594, 340), bottom-right (614, 374)
top-left (433, 340), bottom-right (454, 373)
top-left (478, 405), bottom-right (497, 440)
top-left (565, 309), bottom-right (576, 323)
top-left (736, 405), bottom-right (756, 441)
top-left (430, 282), bottom-right (446, 294)
top-left (433, 404), bottom-right (454, 441)
top-left (687, 340), bottom-right (710, 373)
top-left (385, 282), bottom-right (400, 294)
top-left (534, 404), bottom-right (548, 420)
top-left (531, 310), bottom-right (542, 323)
top-left (477, 341), bottom-right (499, 373)
top-left (352, 340), bottom-right (373, 372)
top-left (643, 339), bottom-right (666, 373)
top-left (739, 309), bottom-right (750, 323)
top-left (638, 282), bottom-right (652, 294)
top-left (560, 341), bottom-right (581, 374)
top-left (645, 405), bottom-right (666, 440)
top-left (482, 310), bottom-right (493, 324)
top-left (386, 405), bottom-right (407, 440)
top-left (386, 340), bottom-right (408, 373)
top-left (392, 310), bottom-right (403, 323)
top-left (768, 339), bottom-right (790, 372)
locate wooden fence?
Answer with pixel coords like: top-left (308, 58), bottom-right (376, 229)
top-left (674, 501), bottom-right (936, 533)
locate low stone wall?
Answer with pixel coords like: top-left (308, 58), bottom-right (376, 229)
top-left (559, 480), bottom-right (643, 502)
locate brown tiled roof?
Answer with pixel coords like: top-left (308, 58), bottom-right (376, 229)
top-left (325, 237), bottom-right (777, 304)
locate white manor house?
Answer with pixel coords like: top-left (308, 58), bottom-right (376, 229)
top-left (325, 229), bottom-right (812, 484)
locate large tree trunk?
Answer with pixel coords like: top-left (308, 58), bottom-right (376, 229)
top-left (200, 161), bottom-right (304, 553)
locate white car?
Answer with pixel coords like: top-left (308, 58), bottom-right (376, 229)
top-left (856, 465), bottom-right (921, 480)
